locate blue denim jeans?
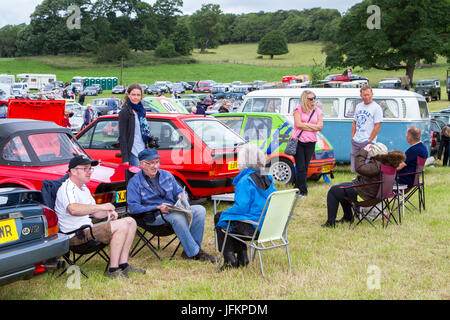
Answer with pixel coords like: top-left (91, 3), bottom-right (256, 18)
top-left (145, 205), bottom-right (206, 257)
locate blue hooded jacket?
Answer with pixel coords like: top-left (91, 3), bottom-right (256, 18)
top-left (216, 168), bottom-right (277, 231)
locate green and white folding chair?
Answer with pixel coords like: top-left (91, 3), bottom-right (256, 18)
top-left (216, 189), bottom-right (298, 277)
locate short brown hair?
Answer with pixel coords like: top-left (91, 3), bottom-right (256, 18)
top-left (407, 126), bottom-right (421, 142)
top-left (360, 84), bottom-right (373, 94)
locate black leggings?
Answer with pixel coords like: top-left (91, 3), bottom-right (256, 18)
top-left (326, 182), bottom-right (358, 223)
top-left (294, 141), bottom-right (316, 195)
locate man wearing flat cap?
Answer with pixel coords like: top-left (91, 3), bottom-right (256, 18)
top-left (127, 148), bottom-right (217, 263)
top-left (55, 155), bottom-right (145, 278)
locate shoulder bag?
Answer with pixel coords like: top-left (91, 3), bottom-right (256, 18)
top-left (285, 109), bottom-right (316, 156)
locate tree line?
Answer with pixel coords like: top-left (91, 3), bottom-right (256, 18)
top-left (0, 0), bottom-right (341, 60)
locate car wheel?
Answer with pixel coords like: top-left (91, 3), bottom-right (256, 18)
top-left (268, 158), bottom-right (295, 184)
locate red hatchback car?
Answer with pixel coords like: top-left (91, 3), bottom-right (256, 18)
top-left (0, 119), bottom-right (130, 212)
top-left (76, 113), bottom-right (246, 199)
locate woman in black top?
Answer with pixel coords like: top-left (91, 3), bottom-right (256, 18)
top-left (118, 83), bottom-right (152, 166)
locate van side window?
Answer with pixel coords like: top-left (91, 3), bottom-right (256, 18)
top-left (243, 98), bottom-right (281, 113)
top-left (345, 98), bottom-right (399, 119)
top-left (289, 98), bottom-right (300, 113)
top-left (344, 99), bottom-right (358, 118)
top-left (316, 98), bottom-right (339, 118)
top-left (418, 101), bottom-right (429, 119)
top-left (375, 99), bottom-right (399, 118)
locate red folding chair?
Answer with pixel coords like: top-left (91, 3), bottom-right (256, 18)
top-left (396, 156), bottom-right (426, 214)
top-left (340, 164), bottom-right (399, 229)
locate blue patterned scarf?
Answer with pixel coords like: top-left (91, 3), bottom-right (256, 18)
top-left (129, 101), bottom-right (151, 143)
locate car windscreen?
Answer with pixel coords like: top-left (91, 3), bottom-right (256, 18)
top-left (26, 132), bottom-right (86, 163)
top-left (184, 119), bottom-right (246, 150)
top-left (417, 82), bottom-right (433, 87)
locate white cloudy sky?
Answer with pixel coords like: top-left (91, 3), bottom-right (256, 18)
top-left (0, 0), bottom-right (362, 28)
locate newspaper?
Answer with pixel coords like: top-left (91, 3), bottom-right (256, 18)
top-left (165, 188), bottom-right (192, 227)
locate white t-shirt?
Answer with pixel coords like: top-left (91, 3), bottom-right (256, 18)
top-left (54, 178), bottom-right (95, 233)
top-left (353, 101), bottom-right (383, 143)
top-left (131, 112), bottom-right (145, 157)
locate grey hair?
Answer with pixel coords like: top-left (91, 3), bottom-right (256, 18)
top-left (237, 144), bottom-right (266, 171)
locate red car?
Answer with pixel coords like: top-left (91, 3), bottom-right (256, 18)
top-left (194, 80), bottom-right (215, 93)
top-left (0, 119), bottom-right (131, 213)
top-left (76, 113), bottom-right (246, 199)
top-left (324, 74), bottom-right (350, 82)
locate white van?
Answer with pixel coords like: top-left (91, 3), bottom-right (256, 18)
top-left (11, 83), bottom-right (29, 95)
top-left (16, 74), bottom-right (57, 90)
top-left (0, 74), bottom-right (15, 85)
top-left (239, 88), bottom-right (431, 163)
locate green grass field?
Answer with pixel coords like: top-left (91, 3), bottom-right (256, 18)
top-left (0, 165), bottom-right (448, 300)
top-left (1, 42), bottom-right (448, 111)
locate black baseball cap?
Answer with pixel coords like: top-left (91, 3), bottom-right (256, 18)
top-left (68, 155), bottom-right (99, 170)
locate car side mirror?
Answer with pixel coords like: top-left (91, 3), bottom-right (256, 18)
top-left (111, 142), bottom-right (120, 149)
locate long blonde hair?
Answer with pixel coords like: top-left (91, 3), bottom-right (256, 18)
top-left (442, 125), bottom-right (450, 138)
top-left (300, 90), bottom-right (316, 113)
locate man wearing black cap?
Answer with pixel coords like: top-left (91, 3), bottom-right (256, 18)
top-left (54, 155), bottom-right (145, 278)
top-left (127, 148), bottom-right (217, 263)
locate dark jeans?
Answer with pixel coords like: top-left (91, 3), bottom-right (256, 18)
top-left (326, 182), bottom-right (358, 223)
top-left (294, 141), bottom-right (316, 195)
top-left (441, 141), bottom-right (449, 166)
top-left (214, 212), bottom-right (256, 253)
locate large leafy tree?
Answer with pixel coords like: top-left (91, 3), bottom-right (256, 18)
top-left (189, 4), bottom-right (224, 53)
top-left (257, 30), bottom-right (289, 59)
top-left (325, 0), bottom-right (450, 83)
top-left (170, 19), bottom-right (194, 56)
top-left (0, 24), bottom-right (26, 57)
top-left (153, 0), bottom-right (183, 38)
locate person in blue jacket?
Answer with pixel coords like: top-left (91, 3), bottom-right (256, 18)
top-left (215, 144), bottom-right (277, 269)
top-left (397, 126), bottom-right (428, 187)
top-left (126, 148), bottom-right (216, 263)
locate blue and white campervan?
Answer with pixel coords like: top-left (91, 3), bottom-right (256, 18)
top-left (239, 88), bottom-right (431, 163)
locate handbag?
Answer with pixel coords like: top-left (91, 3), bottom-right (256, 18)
top-left (285, 109), bottom-right (316, 156)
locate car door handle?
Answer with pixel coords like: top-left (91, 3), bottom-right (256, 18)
top-left (115, 153), bottom-right (121, 157)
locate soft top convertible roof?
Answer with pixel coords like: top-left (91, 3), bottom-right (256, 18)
top-left (0, 119), bottom-right (71, 141)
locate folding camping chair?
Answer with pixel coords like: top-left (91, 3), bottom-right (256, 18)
top-left (41, 176), bottom-right (110, 278)
top-left (125, 169), bottom-right (181, 260)
top-left (216, 189), bottom-right (298, 277)
top-left (395, 156), bottom-right (426, 214)
top-left (340, 164), bottom-right (399, 229)
top-left (129, 212), bottom-right (182, 260)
